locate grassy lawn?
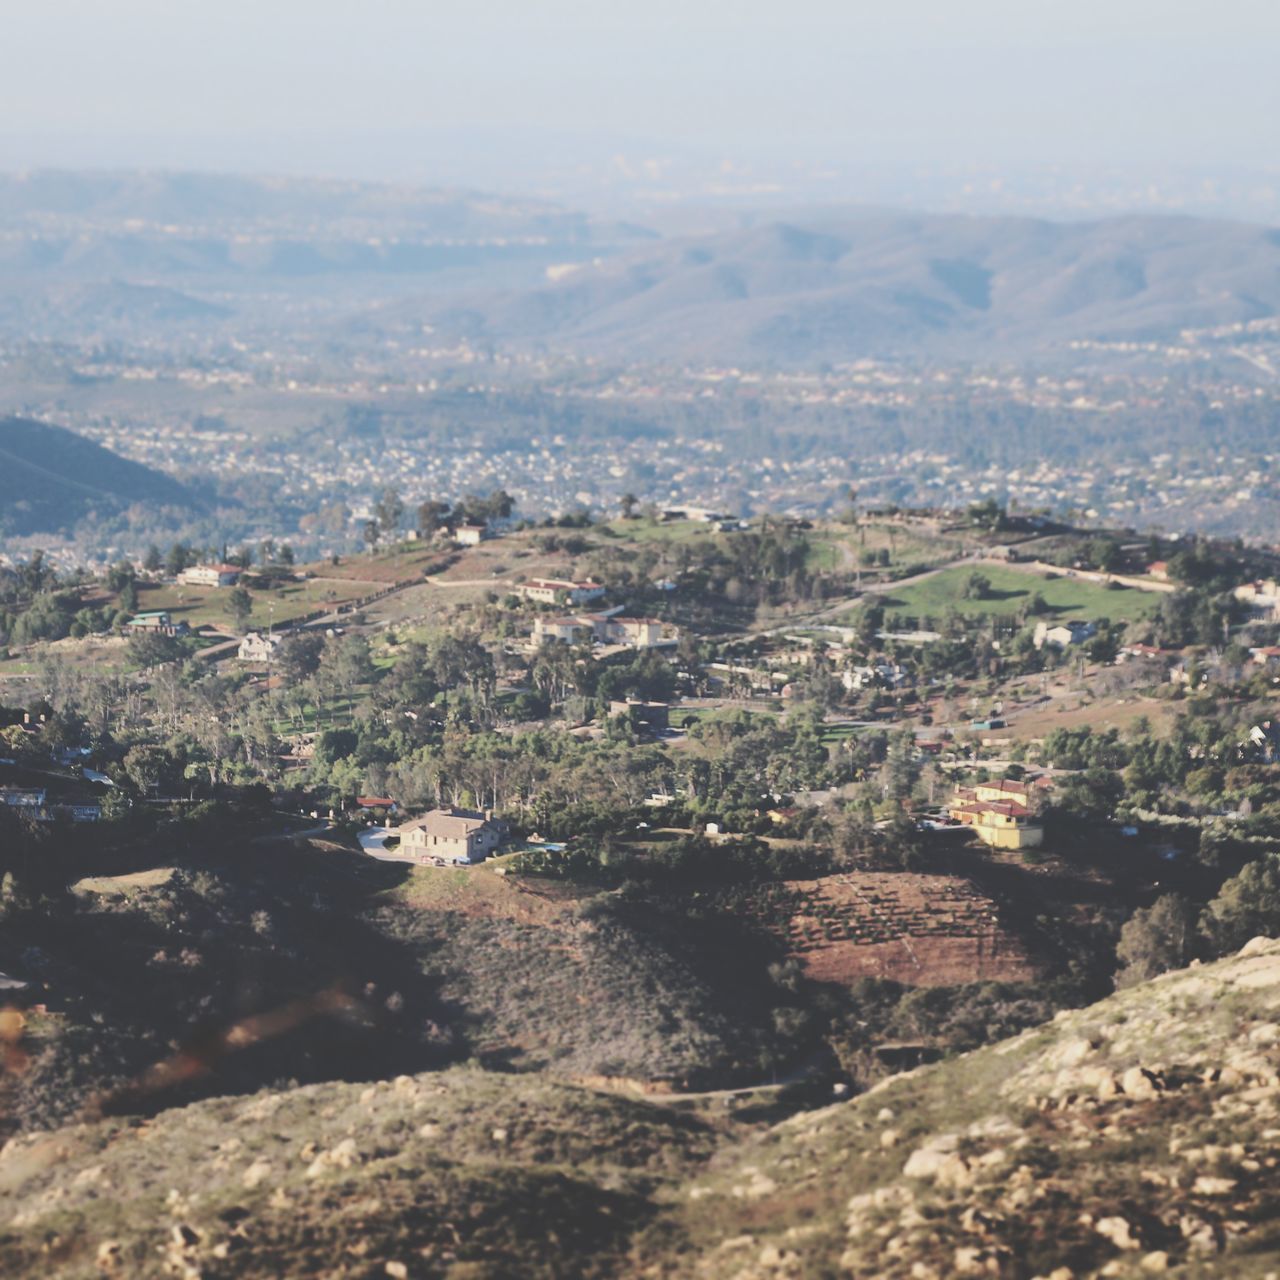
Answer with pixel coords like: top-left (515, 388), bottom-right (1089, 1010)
top-left (599, 518), bottom-right (719, 545)
top-left (807, 522), bottom-right (961, 575)
top-left (865, 564), bottom-right (1162, 623)
top-left (129, 575), bottom-right (387, 631)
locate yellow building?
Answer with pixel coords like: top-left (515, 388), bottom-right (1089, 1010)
top-left (948, 786), bottom-right (1044, 851)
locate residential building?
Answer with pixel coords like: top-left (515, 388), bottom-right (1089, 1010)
top-left (178, 563), bottom-right (242, 588)
top-left (532, 616), bottom-right (591, 645)
top-left (1033, 620), bottom-right (1097, 650)
top-left (0, 787), bottom-right (46, 811)
top-left (454, 524), bottom-right (488, 547)
top-left (594, 615), bottom-right (673, 648)
top-left (1234, 579), bottom-right (1280, 622)
top-left (396, 807), bottom-right (504, 864)
top-left (521, 578), bottom-right (606, 606)
top-left (609, 699), bottom-right (670, 732)
top-left (126, 611), bottom-right (189, 637)
top-left (237, 632), bottom-right (283, 662)
top-left (947, 784), bottom-right (1044, 850)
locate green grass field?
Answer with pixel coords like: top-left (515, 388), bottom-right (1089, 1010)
top-left (864, 564), bottom-right (1163, 623)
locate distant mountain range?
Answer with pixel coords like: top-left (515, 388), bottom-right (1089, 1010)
top-left (2, 172), bottom-right (1279, 366)
top-left (0, 417), bottom-right (193, 536)
top-left (410, 210), bottom-right (1280, 364)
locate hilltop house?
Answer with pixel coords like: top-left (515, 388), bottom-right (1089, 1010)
top-left (532, 616), bottom-right (591, 645)
top-left (127, 611), bottom-right (189, 637)
top-left (237, 632), bottom-right (283, 662)
top-left (532, 613), bottom-right (676, 649)
top-left (1033, 620), bottom-right (1097, 651)
top-left (521, 578), bottom-right (607, 606)
top-left (178, 563), bottom-right (242, 588)
top-left (0, 787), bottom-right (46, 812)
top-left (947, 780), bottom-right (1044, 850)
top-left (453, 523), bottom-right (489, 547)
top-left (396, 807), bottom-right (504, 864)
top-left (1234, 579), bottom-right (1280, 622)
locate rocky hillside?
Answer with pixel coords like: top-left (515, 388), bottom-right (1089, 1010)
top-left (660, 935), bottom-right (1280, 1278)
top-left (5, 939), bottom-right (1280, 1277)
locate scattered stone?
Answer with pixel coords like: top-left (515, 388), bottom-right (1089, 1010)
top-left (305, 1138), bottom-right (362, 1179)
top-left (880, 1129), bottom-right (900, 1149)
top-left (1096, 1216), bottom-right (1140, 1250)
top-left (385, 1263), bottom-right (409, 1279)
top-left (1192, 1175), bottom-right (1237, 1196)
top-left (1140, 1252), bottom-right (1170, 1272)
top-left (242, 1159), bottom-right (272, 1190)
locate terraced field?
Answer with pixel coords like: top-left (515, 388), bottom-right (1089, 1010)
top-left (744, 872), bottom-right (1040, 986)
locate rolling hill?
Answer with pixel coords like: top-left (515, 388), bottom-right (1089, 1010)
top-left (5, 936), bottom-right (1280, 1276)
top-left (412, 209), bottom-right (1280, 365)
top-left (0, 417), bottom-right (194, 536)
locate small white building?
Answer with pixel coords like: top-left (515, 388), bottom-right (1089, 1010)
top-left (178, 564), bottom-right (242, 588)
top-left (454, 524), bottom-right (488, 547)
top-left (237, 632), bottom-right (283, 662)
top-left (521, 578), bottom-right (607, 606)
top-left (533, 617), bottom-right (590, 645)
top-left (1033, 620), bottom-right (1097, 651)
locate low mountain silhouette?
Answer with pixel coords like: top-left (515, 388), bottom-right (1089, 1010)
top-left (412, 210), bottom-right (1280, 364)
top-left (0, 416), bottom-right (194, 535)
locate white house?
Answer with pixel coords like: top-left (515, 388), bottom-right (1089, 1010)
top-left (532, 617), bottom-right (590, 645)
top-left (178, 564), bottom-right (242, 588)
top-left (238, 632), bottom-right (283, 662)
top-left (1033, 620), bottom-right (1097, 651)
top-left (521, 578), bottom-right (607, 606)
top-left (454, 524), bottom-right (488, 547)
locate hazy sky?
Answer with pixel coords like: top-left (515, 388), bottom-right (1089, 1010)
top-left (4, 0), bottom-right (1278, 201)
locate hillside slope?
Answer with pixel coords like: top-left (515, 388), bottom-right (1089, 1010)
top-left (416, 211), bottom-right (1280, 365)
top-left (659, 936), bottom-right (1280, 1277)
top-left (0, 416), bottom-right (193, 535)
top-left (7, 938), bottom-right (1280, 1277)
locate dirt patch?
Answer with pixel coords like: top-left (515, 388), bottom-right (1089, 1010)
top-left (755, 873), bottom-right (1039, 987)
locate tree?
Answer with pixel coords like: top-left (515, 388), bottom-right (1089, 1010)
top-left (962, 571), bottom-right (992, 601)
top-left (416, 500), bottom-right (450, 537)
top-left (1114, 894), bottom-right (1197, 987)
top-left (376, 487), bottom-right (404, 543)
top-left (1201, 854), bottom-right (1280, 957)
top-left (166, 542), bottom-right (194, 577)
top-left (143, 544), bottom-right (163, 574)
top-left (620, 493), bottom-right (639, 519)
top-left (362, 520), bottom-right (381, 553)
top-left (225, 586), bottom-right (253, 631)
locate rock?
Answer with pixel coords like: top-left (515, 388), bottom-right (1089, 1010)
top-left (418, 1122), bottom-right (439, 1139)
top-left (876, 1106), bottom-right (895, 1122)
top-left (491, 1127), bottom-right (509, 1143)
top-left (1054, 1038), bottom-right (1097, 1068)
top-left (880, 1129), bottom-right (900, 1149)
top-left (305, 1138), bottom-right (362, 1179)
top-left (1249, 1023), bottom-right (1280, 1045)
top-left (903, 1133), bottom-right (959, 1178)
top-left (1238, 936), bottom-right (1280, 957)
top-left (1192, 1175), bottom-right (1237, 1196)
top-left (1120, 1067), bottom-right (1162, 1100)
top-left (242, 1159), bottom-right (272, 1190)
top-left (1180, 1215), bottom-right (1219, 1252)
top-left (96, 1240), bottom-right (122, 1270)
top-left (1140, 1252), bottom-right (1170, 1272)
top-left (1096, 1217), bottom-right (1140, 1250)
top-left (385, 1263), bottom-right (409, 1279)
